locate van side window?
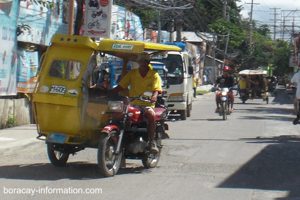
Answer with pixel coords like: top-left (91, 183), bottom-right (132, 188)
top-left (49, 60), bottom-right (81, 80)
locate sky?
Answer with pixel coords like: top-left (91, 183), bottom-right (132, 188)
top-left (237, 0), bottom-right (300, 24)
top-left (237, 0), bottom-right (300, 39)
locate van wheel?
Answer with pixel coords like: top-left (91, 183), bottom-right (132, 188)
top-left (180, 109), bottom-right (187, 120)
top-left (187, 104), bottom-right (191, 117)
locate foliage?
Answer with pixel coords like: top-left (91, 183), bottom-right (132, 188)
top-left (272, 40), bottom-right (292, 76)
top-left (6, 115), bottom-right (16, 128)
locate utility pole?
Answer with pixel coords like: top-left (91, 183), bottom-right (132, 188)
top-left (68, 0), bottom-right (74, 35)
top-left (280, 10), bottom-right (300, 41)
top-left (270, 8), bottom-right (280, 40)
top-left (246, 0), bottom-right (259, 54)
top-left (157, 10), bottom-right (161, 43)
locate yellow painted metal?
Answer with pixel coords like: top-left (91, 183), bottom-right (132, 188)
top-left (143, 42), bottom-right (181, 51)
top-left (97, 39), bottom-right (181, 59)
top-left (51, 34), bottom-right (98, 49)
top-left (33, 34), bottom-right (97, 138)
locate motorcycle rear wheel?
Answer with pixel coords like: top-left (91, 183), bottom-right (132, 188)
top-left (142, 133), bottom-right (162, 168)
top-left (97, 132), bottom-right (123, 177)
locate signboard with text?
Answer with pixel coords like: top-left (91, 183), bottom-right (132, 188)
top-left (83, 0), bottom-right (112, 38)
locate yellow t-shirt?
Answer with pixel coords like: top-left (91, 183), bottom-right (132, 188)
top-left (119, 68), bottom-right (162, 107)
top-left (239, 79), bottom-right (247, 89)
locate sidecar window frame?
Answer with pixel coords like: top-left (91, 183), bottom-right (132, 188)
top-left (48, 59), bottom-right (82, 80)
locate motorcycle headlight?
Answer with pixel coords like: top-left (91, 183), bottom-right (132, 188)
top-left (108, 101), bottom-right (124, 112)
top-left (221, 91), bottom-right (227, 96)
top-left (221, 96), bottom-right (227, 101)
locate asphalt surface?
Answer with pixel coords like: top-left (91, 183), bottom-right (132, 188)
top-left (0, 87), bottom-right (300, 200)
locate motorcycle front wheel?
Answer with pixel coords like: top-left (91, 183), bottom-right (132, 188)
top-left (221, 101), bottom-right (227, 120)
top-left (97, 132), bottom-right (123, 177)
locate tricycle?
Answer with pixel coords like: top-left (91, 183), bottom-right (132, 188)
top-left (32, 34), bottom-right (181, 176)
top-left (238, 69), bottom-right (270, 104)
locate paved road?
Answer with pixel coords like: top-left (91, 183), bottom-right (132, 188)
top-left (0, 89), bottom-right (300, 200)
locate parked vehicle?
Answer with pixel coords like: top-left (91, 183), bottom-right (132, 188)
top-left (152, 42), bottom-right (194, 120)
top-left (32, 34), bottom-right (180, 177)
top-left (150, 61), bottom-right (168, 88)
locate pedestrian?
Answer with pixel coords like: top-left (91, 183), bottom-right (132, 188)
top-left (193, 75), bottom-right (198, 98)
top-left (290, 66), bottom-right (300, 124)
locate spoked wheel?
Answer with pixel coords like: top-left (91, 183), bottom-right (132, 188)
top-left (97, 132), bottom-right (123, 177)
top-left (142, 133), bottom-right (162, 169)
top-left (187, 103), bottom-right (192, 117)
top-left (47, 143), bottom-right (69, 167)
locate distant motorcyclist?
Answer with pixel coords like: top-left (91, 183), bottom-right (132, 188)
top-left (214, 66), bottom-right (235, 112)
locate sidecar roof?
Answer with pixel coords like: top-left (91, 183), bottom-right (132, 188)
top-left (51, 34), bottom-right (98, 49)
top-left (97, 39), bottom-right (181, 61)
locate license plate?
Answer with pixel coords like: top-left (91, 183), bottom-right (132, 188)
top-left (47, 133), bottom-right (67, 144)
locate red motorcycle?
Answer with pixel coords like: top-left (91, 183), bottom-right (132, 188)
top-left (97, 92), bottom-right (168, 177)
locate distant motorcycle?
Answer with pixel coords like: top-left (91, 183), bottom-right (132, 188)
top-left (239, 89), bottom-right (249, 104)
top-left (216, 87), bottom-right (231, 120)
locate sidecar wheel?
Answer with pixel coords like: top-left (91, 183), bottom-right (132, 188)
top-left (47, 143), bottom-right (69, 167)
top-left (97, 132), bottom-right (122, 177)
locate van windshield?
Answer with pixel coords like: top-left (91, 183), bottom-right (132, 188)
top-left (153, 54), bottom-right (183, 85)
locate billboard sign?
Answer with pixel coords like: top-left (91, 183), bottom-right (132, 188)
top-left (83, 0), bottom-right (112, 38)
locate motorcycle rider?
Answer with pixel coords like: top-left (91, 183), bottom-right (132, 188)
top-left (110, 54), bottom-right (161, 153)
top-left (290, 65), bottom-right (300, 124)
top-left (238, 75), bottom-right (249, 95)
top-left (214, 66), bottom-right (235, 113)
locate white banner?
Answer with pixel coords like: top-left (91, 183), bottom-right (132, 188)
top-left (83, 0), bottom-right (112, 38)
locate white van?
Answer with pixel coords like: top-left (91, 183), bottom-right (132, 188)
top-left (152, 50), bottom-right (194, 120)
